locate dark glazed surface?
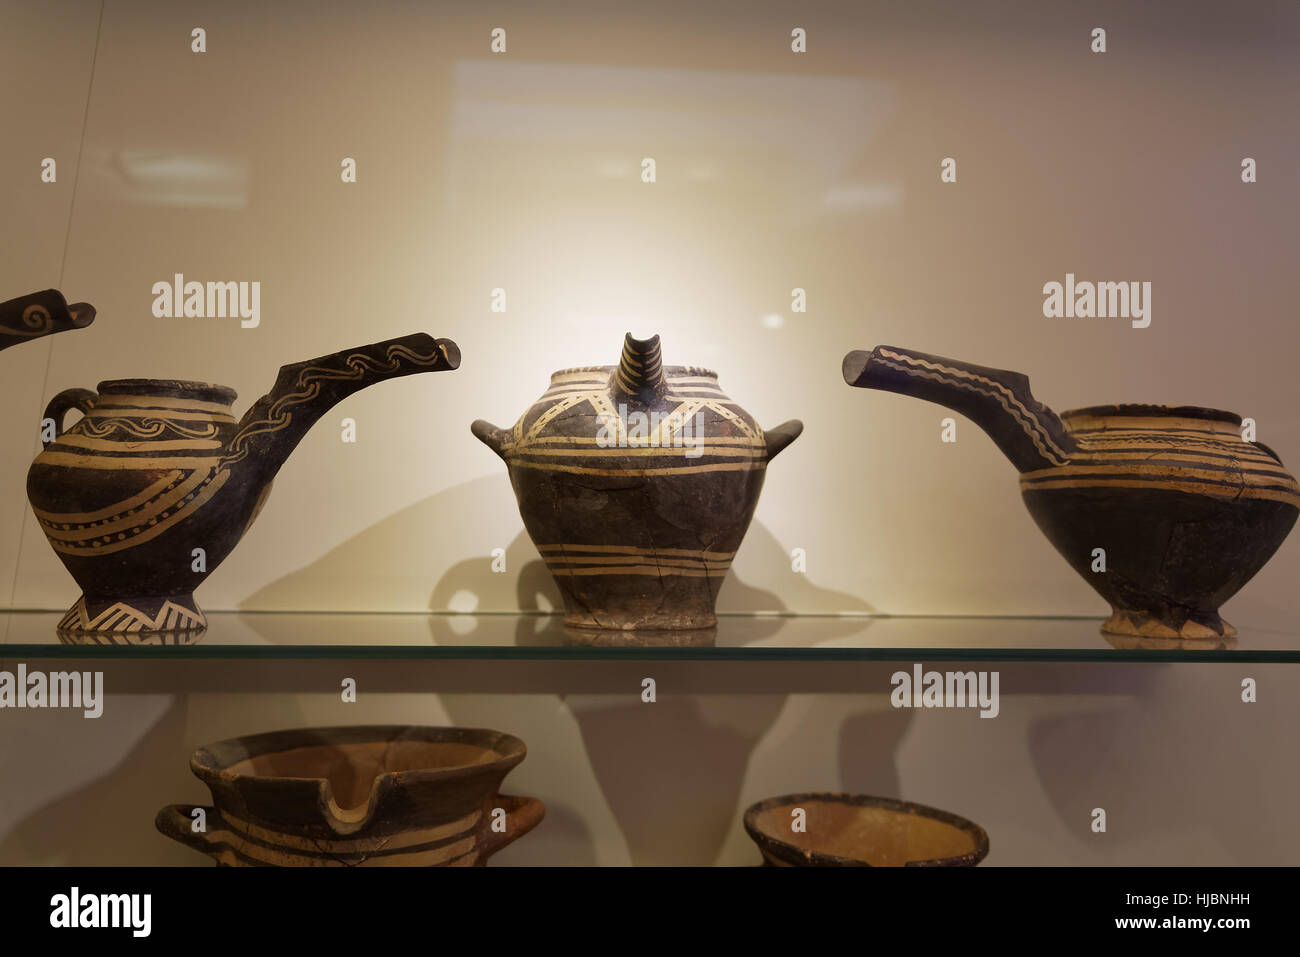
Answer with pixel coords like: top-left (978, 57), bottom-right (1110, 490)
top-left (29, 334), bottom-right (460, 639)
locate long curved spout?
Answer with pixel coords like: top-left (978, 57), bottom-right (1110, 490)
top-left (223, 333), bottom-right (460, 482)
top-left (843, 345), bottom-right (1077, 472)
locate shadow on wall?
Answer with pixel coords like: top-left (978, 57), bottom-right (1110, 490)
top-left (837, 707), bottom-right (917, 800)
top-left (243, 475), bottom-right (877, 627)
top-left (522, 694), bottom-right (790, 867)
top-left (1026, 670), bottom-right (1293, 865)
top-left (0, 696), bottom-right (315, 866)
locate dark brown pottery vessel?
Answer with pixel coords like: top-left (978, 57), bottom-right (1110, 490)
top-left (156, 725), bottom-right (544, 866)
top-left (473, 333), bottom-right (802, 631)
top-left (844, 345), bottom-right (1300, 639)
top-left (743, 792), bottom-right (989, 867)
top-left (29, 334), bottom-right (460, 640)
top-left (0, 289), bottom-right (94, 353)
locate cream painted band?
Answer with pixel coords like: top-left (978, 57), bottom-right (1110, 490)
top-left (546, 556), bottom-right (733, 571)
top-left (35, 451), bottom-right (223, 470)
top-left (38, 468), bottom-right (212, 536)
top-left (548, 565), bottom-right (728, 578)
top-left (1021, 461), bottom-right (1300, 489)
top-left (93, 393), bottom-right (235, 414)
top-left (85, 405), bottom-right (236, 423)
top-left (1072, 445), bottom-right (1283, 467)
top-left (537, 544), bottom-right (738, 559)
top-left (31, 470), bottom-right (183, 524)
top-left (215, 808), bottom-right (480, 853)
top-left (1020, 476), bottom-right (1300, 506)
top-left (1064, 415), bottom-right (1242, 436)
top-left (46, 469), bottom-right (232, 555)
top-left (513, 435), bottom-right (763, 447)
top-left (541, 387), bottom-right (727, 400)
top-left (189, 826), bottom-right (478, 867)
top-left (505, 459), bottom-right (765, 477)
top-left (505, 446), bottom-right (761, 459)
top-left (54, 434), bottom-right (223, 452)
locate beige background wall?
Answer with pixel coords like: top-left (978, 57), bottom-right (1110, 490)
top-left (3, 0), bottom-right (1298, 626)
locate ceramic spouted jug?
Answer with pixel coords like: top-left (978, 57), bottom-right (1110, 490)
top-left (28, 333), bottom-right (460, 639)
top-left (844, 344), bottom-right (1300, 638)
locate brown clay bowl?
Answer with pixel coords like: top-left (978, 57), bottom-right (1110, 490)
top-left (156, 725), bottom-right (544, 866)
top-left (743, 792), bottom-right (989, 866)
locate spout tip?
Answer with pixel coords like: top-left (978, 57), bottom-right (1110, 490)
top-left (624, 331), bottom-right (660, 352)
top-left (841, 349), bottom-right (874, 387)
top-left (67, 302), bottom-right (96, 328)
top-left (471, 419), bottom-right (508, 459)
top-left (436, 338), bottom-right (461, 371)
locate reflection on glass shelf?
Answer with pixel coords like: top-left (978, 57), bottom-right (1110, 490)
top-left (2, 611), bottom-right (1298, 660)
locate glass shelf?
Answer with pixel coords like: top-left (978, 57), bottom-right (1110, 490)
top-left (2, 610), bottom-right (1298, 661)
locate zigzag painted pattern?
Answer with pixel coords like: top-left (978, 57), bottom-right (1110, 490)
top-left (58, 597), bottom-right (206, 635)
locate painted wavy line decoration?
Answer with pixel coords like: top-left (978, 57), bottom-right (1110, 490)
top-left (80, 417), bottom-right (221, 439)
top-left (875, 348), bottom-right (1072, 467)
top-left (221, 341), bottom-right (449, 467)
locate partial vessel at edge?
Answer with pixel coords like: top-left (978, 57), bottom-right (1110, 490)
top-left (1, 289), bottom-right (95, 353)
top-left (843, 344), bottom-right (1300, 639)
top-left (28, 333), bottom-right (461, 641)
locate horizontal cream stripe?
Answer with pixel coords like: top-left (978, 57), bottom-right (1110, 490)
top-left (194, 827), bottom-right (478, 866)
top-left (1022, 462), bottom-right (1299, 488)
top-left (547, 556), bottom-right (732, 570)
top-left (87, 407), bottom-right (235, 423)
top-left (1065, 416), bottom-right (1240, 436)
top-left (548, 372), bottom-right (608, 382)
top-left (1073, 428), bottom-right (1241, 439)
top-left (513, 435), bottom-right (761, 447)
top-left (536, 544), bottom-right (737, 558)
top-left (217, 809), bottom-right (479, 853)
top-left (54, 434), bottom-right (224, 452)
top-left (1020, 477), bottom-right (1300, 505)
top-left (1072, 447), bottom-right (1283, 467)
top-left (35, 451), bottom-right (225, 469)
top-left (549, 565), bottom-right (727, 578)
top-left (506, 459), bottom-right (765, 476)
top-left (39, 468), bottom-right (212, 539)
top-left (50, 469), bottom-right (231, 555)
top-left (31, 470), bottom-right (183, 523)
top-left (95, 394), bottom-right (234, 414)
top-left (509, 446), bottom-right (760, 458)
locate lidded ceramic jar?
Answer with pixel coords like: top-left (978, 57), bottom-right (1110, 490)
top-left (473, 333), bottom-right (802, 631)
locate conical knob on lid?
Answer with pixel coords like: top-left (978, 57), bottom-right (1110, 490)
top-left (612, 333), bottom-right (668, 401)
